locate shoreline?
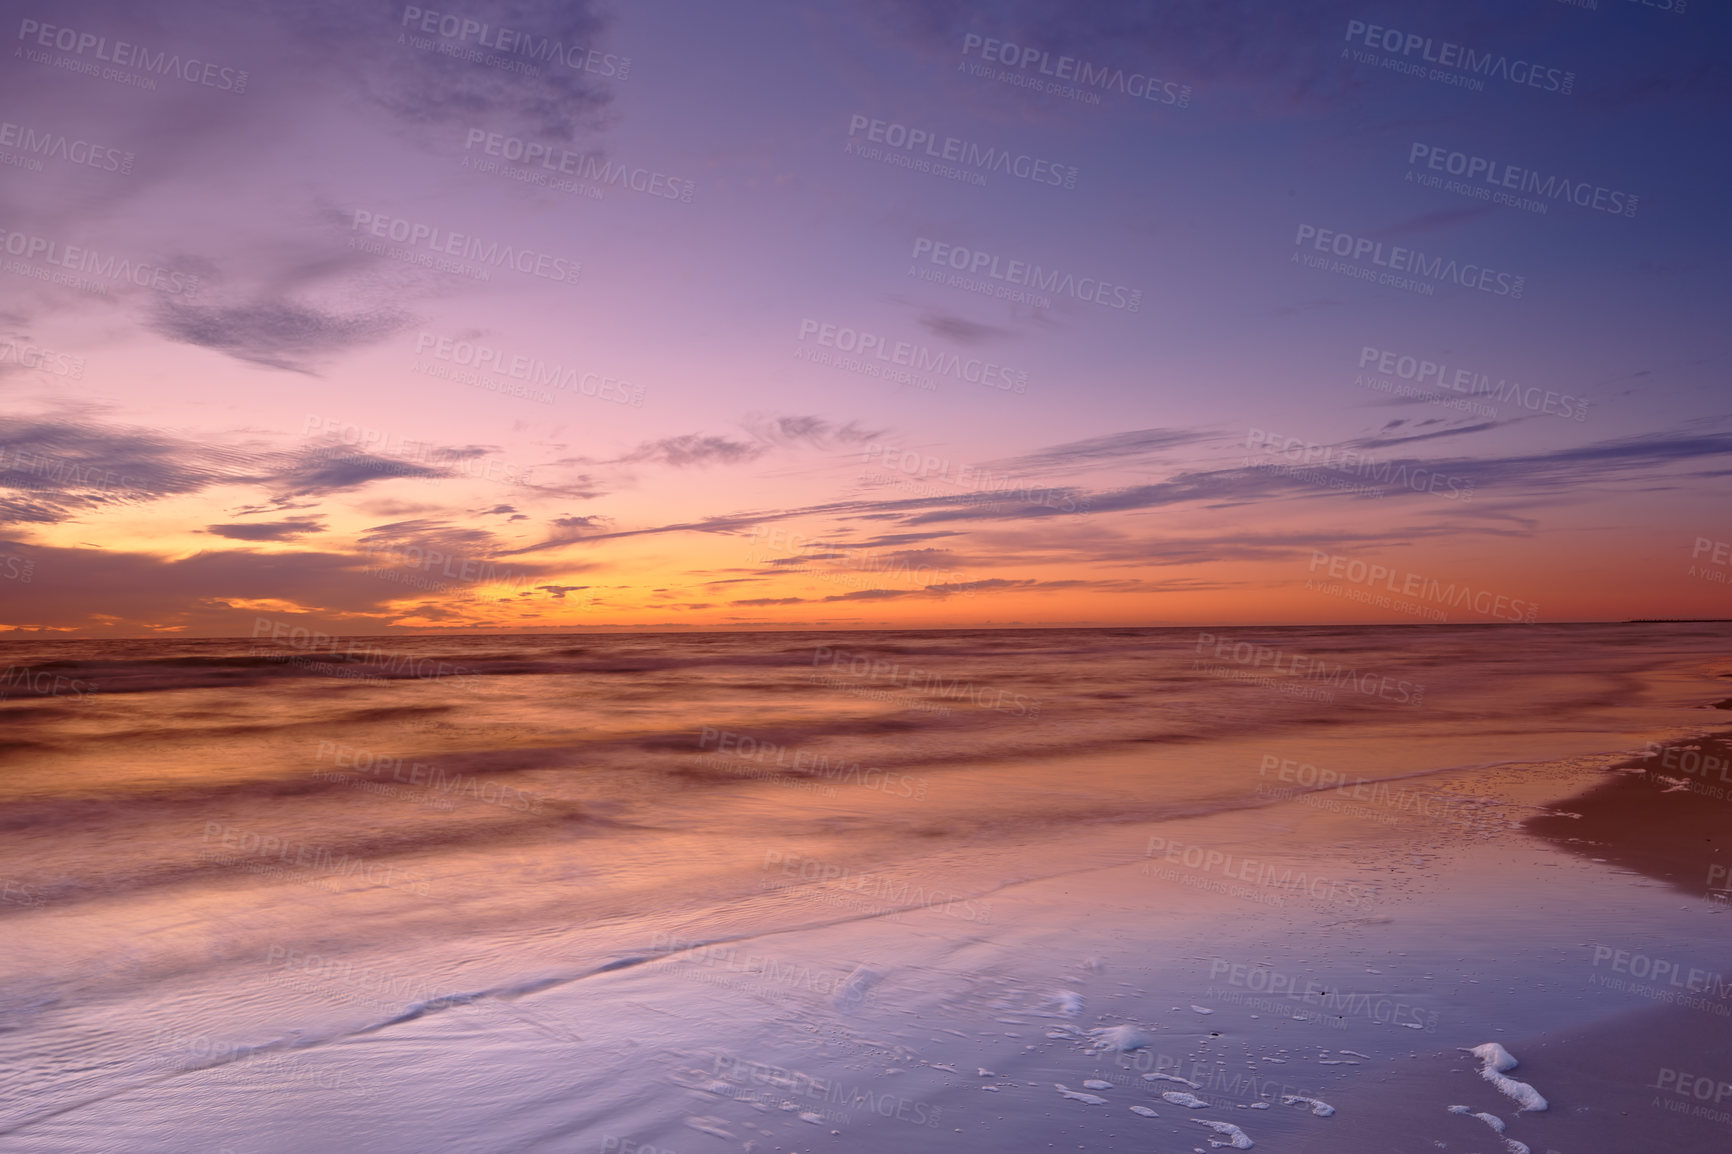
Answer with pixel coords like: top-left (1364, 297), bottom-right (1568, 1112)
top-left (3, 634), bottom-right (1730, 1151)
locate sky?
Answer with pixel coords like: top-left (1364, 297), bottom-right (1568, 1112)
top-left (0, 0), bottom-right (1728, 636)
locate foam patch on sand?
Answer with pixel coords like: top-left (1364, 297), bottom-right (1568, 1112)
top-left (1162, 1091), bottom-right (1210, 1108)
top-left (1449, 1113), bottom-right (1531, 1151)
top-left (683, 1116), bottom-right (735, 1139)
top-left (1468, 1043), bottom-right (1548, 1112)
top-left (1448, 1104), bottom-right (1505, 1132)
top-left (1192, 1119), bottom-right (1254, 1148)
top-left (834, 965), bottom-right (883, 1009)
top-left (1048, 990), bottom-right (1085, 1017)
top-left (1082, 1079), bottom-right (1113, 1090)
top-left (1129, 1105), bottom-right (1160, 1117)
top-left (1055, 1083), bottom-right (1108, 1105)
top-left (1281, 1094), bottom-right (1335, 1116)
top-left (1087, 1024), bottom-right (1150, 1051)
top-left (1469, 1042), bottom-right (1518, 1072)
top-left (1144, 1072), bottom-right (1202, 1088)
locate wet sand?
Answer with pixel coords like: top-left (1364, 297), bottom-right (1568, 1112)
top-left (4, 625), bottom-right (1731, 1151)
top-left (14, 731), bottom-right (1730, 1152)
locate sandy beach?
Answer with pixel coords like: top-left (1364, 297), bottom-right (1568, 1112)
top-left (0, 624), bottom-right (1727, 1151)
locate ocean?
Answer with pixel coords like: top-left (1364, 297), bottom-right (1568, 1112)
top-left (2, 623), bottom-right (1730, 1151)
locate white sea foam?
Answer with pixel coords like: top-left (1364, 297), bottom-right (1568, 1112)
top-left (1162, 1091), bottom-right (1210, 1108)
top-left (1468, 1043), bottom-right (1547, 1111)
top-left (833, 965), bottom-right (883, 1008)
top-left (1281, 1094), bottom-right (1335, 1116)
top-left (1192, 1118), bottom-right (1254, 1148)
top-left (1448, 1104), bottom-right (1505, 1132)
top-left (1048, 990), bottom-right (1085, 1017)
top-left (1129, 1104), bottom-right (1159, 1117)
top-left (684, 1116), bottom-right (735, 1139)
top-left (1469, 1042), bottom-right (1518, 1072)
top-left (1143, 1072), bottom-right (1201, 1088)
top-left (1087, 1024), bottom-right (1149, 1051)
top-left (1055, 1083), bottom-right (1108, 1105)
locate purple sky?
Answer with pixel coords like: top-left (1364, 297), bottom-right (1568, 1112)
top-left (1, 0), bottom-right (1728, 634)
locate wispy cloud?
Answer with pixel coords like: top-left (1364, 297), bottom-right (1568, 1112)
top-left (0, 415), bottom-right (533, 527)
top-left (740, 414), bottom-right (886, 448)
top-left (204, 517), bottom-right (326, 541)
top-left (0, 418), bottom-right (237, 526)
top-left (579, 415), bottom-right (886, 471)
top-left (915, 311), bottom-right (1015, 346)
top-left (273, 0), bottom-right (619, 142)
top-left (983, 428), bottom-right (1210, 475)
top-left (614, 434), bottom-right (769, 468)
top-left (152, 299), bottom-right (411, 373)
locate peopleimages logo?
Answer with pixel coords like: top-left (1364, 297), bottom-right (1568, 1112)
top-left (846, 115), bottom-right (1078, 189)
top-left (462, 129), bottom-right (693, 202)
top-left (348, 210), bottom-right (581, 285)
top-left (1293, 225), bottom-right (1524, 298)
top-left (17, 18), bottom-right (249, 92)
top-left (1343, 20), bottom-right (1574, 95)
top-left (712, 1053), bottom-right (944, 1128)
top-left (1307, 552), bottom-right (1539, 623)
top-left (762, 851), bottom-right (991, 925)
top-left (1406, 143), bottom-right (1637, 218)
top-left (910, 238), bottom-right (1141, 312)
top-left (1356, 346), bottom-right (1588, 421)
top-left (0, 228), bottom-right (200, 295)
top-left (1145, 835), bottom-right (1373, 909)
top-left (1245, 429), bottom-right (1475, 502)
top-left (810, 646), bottom-right (1040, 716)
top-left (0, 337), bottom-right (86, 379)
top-left (960, 32), bottom-right (1190, 107)
top-left (312, 741), bottom-right (545, 814)
top-left (696, 727), bottom-right (930, 799)
top-left (1194, 631), bottom-right (1426, 706)
top-left (399, 6), bottom-right (630, 78)
top-left (0, 664), bottom-right (97, 702)
top-left (796, 319), bottom-right (1028, 393)
top-left (1207, 958), bottom-right (1439, 1030)
top-left (0, 119), bottom-right (133, 174)
top-left (412, 332), bottom-right (644, 406)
